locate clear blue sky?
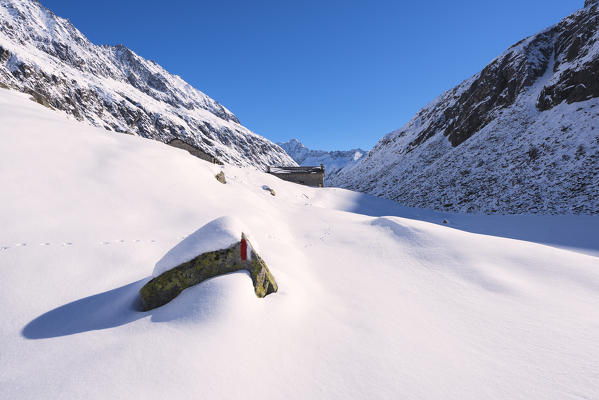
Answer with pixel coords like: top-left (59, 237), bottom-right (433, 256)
top-left (42, 0), bottom-right (581, 151)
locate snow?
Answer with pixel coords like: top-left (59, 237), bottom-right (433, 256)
top-left (1, 88), bottom-right (599, 399)
top-left (153, 216), bottom-right (250, 276)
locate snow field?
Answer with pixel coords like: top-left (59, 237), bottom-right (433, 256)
top-left (1, 88), bottom-right (598, 399)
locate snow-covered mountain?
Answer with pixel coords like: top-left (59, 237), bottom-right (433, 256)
top-left (333, 1), bottom-right (599, 214)
top-left (0, 0), bottom-right (295, 169)
top-left (277, 138), bottom-right (366, 185)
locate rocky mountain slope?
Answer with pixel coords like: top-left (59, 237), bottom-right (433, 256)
top-left (0, 0), bottom-right (295, 168)
top-left (277, 138), bottom-right (366, 185)
top-left (332, 0), bottom-right (599, 214)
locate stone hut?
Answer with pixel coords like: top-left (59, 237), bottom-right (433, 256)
top-left (268, 165), bottom-right (325, 187)
top-left (167, 138), bottom-right (223, 165)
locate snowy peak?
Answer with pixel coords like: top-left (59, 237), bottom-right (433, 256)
top-left (0, 0), bottom-right (295, 169)
top-left (277, 139), bottom-right (308, 160)
top-left (334, 4), bottom-right (599, 214)
top-left (277, 138), bottom-right (367, 185)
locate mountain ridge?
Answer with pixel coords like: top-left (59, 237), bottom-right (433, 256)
top-left (0, 0), bottom-right (296, 168)
top-left (332, 2), bottom-right (599, 215)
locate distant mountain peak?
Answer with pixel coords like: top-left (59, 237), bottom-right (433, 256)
top-left (278, 139), bottom-right (367, 185)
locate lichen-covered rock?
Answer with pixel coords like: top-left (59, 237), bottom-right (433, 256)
top-left (215, 171), bottom-right (226, 184)
top-left (139, 235), bottom-right (277, 311)
top-left (247, 252), bottom-right (278, 298)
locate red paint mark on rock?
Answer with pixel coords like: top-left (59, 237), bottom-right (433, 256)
top-left (240, 238), bottom-right (247, 261)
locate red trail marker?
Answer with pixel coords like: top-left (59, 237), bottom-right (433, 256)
top-left (240, 238), bottom-right (247, 261)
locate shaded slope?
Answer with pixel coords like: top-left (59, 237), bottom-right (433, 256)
top-left (333, 2), bottom-right (599, 214)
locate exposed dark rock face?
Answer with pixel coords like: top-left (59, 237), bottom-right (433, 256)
top-left (537, 58), bottom-right (599, 110)
top-left (537, 5), bottom-right (599, 111)
top-left (407, 1), bottom-right (599, 150)
top-left (413, 31), bottom-right (554, 149)
top-left (0, 0), bottom-right (295, 169)
top-left (139, 236), bottom-right (277, 311)
top-left (333, 3), bottom-right (599, 215)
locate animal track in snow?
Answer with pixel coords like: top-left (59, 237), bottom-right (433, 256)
top-left (319, 227), bottom-right (332, 241)
top-left (1, 237), bottom-right (184, 252)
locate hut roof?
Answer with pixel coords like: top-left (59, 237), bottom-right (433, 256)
top-left (269, 166), bottom-right (324, 174)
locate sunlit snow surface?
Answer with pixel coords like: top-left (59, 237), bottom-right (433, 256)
top-left (1, 89), bottom-right (598, 399)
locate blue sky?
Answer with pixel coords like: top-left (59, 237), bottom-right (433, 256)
top-left (42, 0), bottom-right (581, 151)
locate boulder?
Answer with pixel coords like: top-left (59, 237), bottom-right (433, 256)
top-left (215, 171), bottom-right (226, 184)
top-left (139, 233), bottom-right (277, 311)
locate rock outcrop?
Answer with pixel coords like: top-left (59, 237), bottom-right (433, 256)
top-left (215, 171), bottom-right (227, 184)
top-left (139, 234), bottom-right (277, 311)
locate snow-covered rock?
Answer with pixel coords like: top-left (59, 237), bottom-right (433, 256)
top-left (142, 219), bottom-right (276, 311)
top-left (153, 216), bottom-right (249, 277)
top-left (334, 2), bottom-right (599, 214)
top-left (0, 0), bottom-right (296, 169)
top-left (278, 138), bottom-right (367, 185)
